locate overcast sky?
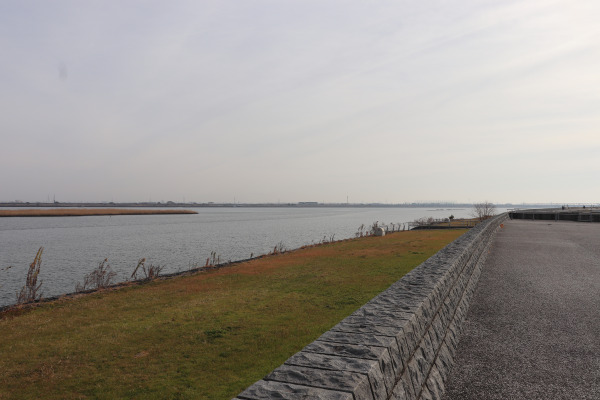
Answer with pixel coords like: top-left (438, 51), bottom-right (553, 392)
top-left (1, 1), bottom-right (599, 204)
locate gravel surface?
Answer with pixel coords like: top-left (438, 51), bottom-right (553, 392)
top-left (443, 220), bottom-right (600, 400)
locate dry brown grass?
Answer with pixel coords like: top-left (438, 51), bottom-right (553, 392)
top-left (15, 247), bottom-right (44, 304)
top-left (0, 208), bottom-right (198, 217)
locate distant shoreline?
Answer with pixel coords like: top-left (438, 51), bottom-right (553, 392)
top-left (0, 201), bottom-right (560, 209)
top-left (0, 208), bottom-right (198, 217)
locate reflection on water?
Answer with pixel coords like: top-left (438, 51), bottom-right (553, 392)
top-left (0, 207), bottom-right (494, 307)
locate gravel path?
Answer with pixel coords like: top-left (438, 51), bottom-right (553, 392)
top-left (443, 219), bottom-right (600, 400)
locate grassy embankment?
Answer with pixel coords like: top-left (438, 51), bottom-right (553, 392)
top-left (0, 229), bottom-right (466, 399)
top-left (0, 209), bottom-right (198, 217)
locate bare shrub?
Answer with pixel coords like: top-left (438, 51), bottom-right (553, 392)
top-left (205, 251), bottom-right (221, 267)
top-left (131, 258), bottom-right (146, 279)
top-left (355, 224), bottom-right (365, 238)
top-left (318, 234), bottom-right (336, 245)
top-left (131, 258), bottom-right (164, 281)
top-left (16, 247), bottom-right (44, 304)
top-left (142, 263), bottom-right (163, 279)
top-left (472, 201), bottom-right (496, 221)
top-left (271, 241), bottom-right (286, 255)
top-left (76, 259), bottom-right (117, 292)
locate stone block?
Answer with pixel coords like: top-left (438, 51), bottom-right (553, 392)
top-left (351, 304), bottom-right (413, 322)
top-left (368, 292), bottom-right (421, 313)
top-left (401, 318), bottom-right (420, 354)
top-left (406, 356), bottom-right (425, 397)
top-left (425, 364), bottom-right (445, 399)
top-left (420, 384), bottom-right (434, 400)
top-left (237, 380), bottom-right (353, 400)
top-left (302, 340), bottom-right (395, 382)
top-left (331, 321), bottom-right (402, 338)
top-left (399, 372), bottom-right (416, 399)
top-left (439, 300), bottom-right (454, 328)
top-left (389, 379), bottom-right (409, 400)
top-left (414, 346), bottom-right (432, 384)
top-left (342, 313), bottom-right (411, 330)
top-left (330, 322), bottom-right (413, 370)
top-left (419, 330), bottom-right (436, 366)
top-left (407, 310), bottom-right (427, 343)
top-left (419, 296), bottom-right (435, 321)
top-left (284, 351), bottom-right (391, 397)
top-left (428, 316), bottom-right (445, 352)
top-left (318, 330), bottom-right (402, 373)
top-left (265, 365), bottom-right (374, 400)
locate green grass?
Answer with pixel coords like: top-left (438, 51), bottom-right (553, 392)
top-left (0, 229), bottom-right (466, 399)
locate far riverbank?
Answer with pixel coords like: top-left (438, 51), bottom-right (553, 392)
top-left (0, 209), bottom-right (198, 217)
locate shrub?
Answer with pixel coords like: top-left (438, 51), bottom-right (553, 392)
top-left (205, 252), bottom-right (221, 267)
top-left (472, 201), bottom-right (496, 221)
top-left (131, 258), bottom-right (164, 281)
top-left (16, 247), bottom-right (44, 304)
top-left (355, 224), bottom-right (366, 238)
top-left (76, 259), bottom-right (117, 292)
top-left (271, 241), bottom-right (287, 255)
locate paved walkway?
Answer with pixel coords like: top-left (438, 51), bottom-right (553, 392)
top-left (443, 219), bottom-right (600, 399)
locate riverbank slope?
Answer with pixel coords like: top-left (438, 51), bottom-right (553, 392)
top-left (0, 229), bottom-right (465, 399)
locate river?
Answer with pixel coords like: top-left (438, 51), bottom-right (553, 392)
top-left (0, 206), bottom-right (502, 307)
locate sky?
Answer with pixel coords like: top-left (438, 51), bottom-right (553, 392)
top-left (1, 0), bottom-right (600, 204)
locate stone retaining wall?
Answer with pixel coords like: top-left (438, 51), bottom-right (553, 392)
top-left (235, 214), bottom-right (508, 400)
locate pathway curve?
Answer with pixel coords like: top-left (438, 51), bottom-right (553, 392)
top-left (443, 219), bottom-right (600, 399)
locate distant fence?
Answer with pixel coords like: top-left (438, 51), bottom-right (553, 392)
top-left (359, 218), bottom-right (478, 235)
top-left (509, 208), bottom-right (600, 223)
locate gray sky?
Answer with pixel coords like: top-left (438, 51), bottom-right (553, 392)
top-left (2, 1), bottom-right (599, 204)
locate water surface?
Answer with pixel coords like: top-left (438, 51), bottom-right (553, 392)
top-left (0, 207), bottom-right (494, 307)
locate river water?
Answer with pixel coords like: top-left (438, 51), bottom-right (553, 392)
top-left (0, 207), bottom-right (499, 307)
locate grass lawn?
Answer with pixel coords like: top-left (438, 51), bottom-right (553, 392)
top-left (0, 229), bottom-right (466, 399)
